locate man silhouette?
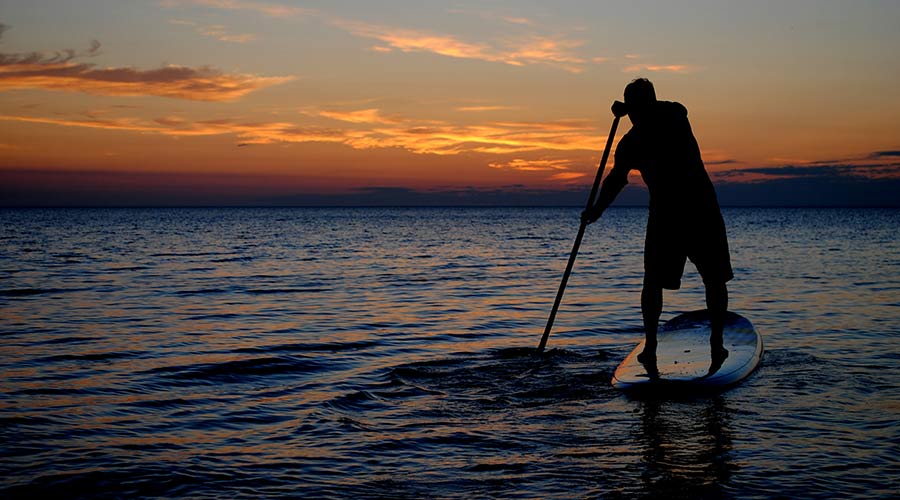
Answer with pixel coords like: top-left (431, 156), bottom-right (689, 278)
top-left (582, 78), bottom-right (732, 365)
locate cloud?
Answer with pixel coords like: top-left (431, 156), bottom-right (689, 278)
top-left (333, 20), bottom-right (586, 72)
top-left (489, 158), bottom-right (587, 182)
top-left (456, 105), bottom-right (518, 112)
top-left (502, 17), bottom-right (535, 26)
top-left (0, 39), bottom-right (292, 101)
top-left (318, 108), bottom-right (398, 124)
top-left (715, 160), bottom-right (900, 182)
top-left (170, 19), bottom-right (256, 43)
top-left (162, 0), bottom-right (312, 17)
top-left (1, 108), bottom-right (605, 156)
top-left (872, 150), bottom-right (900, 158)
top-left (0, 114), bottom-right (351, 147)
top-left (446, 8), bottom-right (536, 27)
top-left (623, 63), bottom-right (695, 73)
top-left (548, 172), bottom-right (586, 181)
top-left (335, 20), bottom-right (493, 60)
top-left (488, 158), bottom-right (576, 172)
top-left (502, 35), bottom-right (585, 72)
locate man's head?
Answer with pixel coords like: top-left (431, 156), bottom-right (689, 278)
top-left (623, 78), bottom-right (656, 125)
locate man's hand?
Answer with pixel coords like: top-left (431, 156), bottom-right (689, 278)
top-left (581, 206), bottom-right (602, 225)
top-left (612, 100), bottom-right (628, 118)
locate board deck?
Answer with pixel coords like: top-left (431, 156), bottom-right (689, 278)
top-left (611, 310), bottom-right (763, 390)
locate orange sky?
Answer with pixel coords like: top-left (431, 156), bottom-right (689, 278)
top-left (1, 1), bottom-right (899, 205)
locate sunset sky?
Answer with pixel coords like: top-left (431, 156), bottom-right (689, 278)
top-left (1, 0), bottom-right (899, 205)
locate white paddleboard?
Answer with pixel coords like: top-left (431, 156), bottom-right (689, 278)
top-left (612, 310), bottom-right (763, 390)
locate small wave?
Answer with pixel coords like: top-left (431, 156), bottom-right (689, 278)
top-left (0, 288), bottom-right (71, 297)
top-left (0, 415), bottom-right (60, 426)
top-left (245, 288), bottom-right (329, 295)
top-left (184, 312), bottom-right (244, 321)
top-left (33, 336), bottom-right (97, 345)
top-left (326, 390), bottom-right (381, 411)
top-left (34, 351), bottom-right (139, 363)
top-left (145, 355), bottom-right (324, 383)
top-left (210, 256), bottom-right (255, 263)
top-left (150, 251), bottom-right (226, 257)
top-left (122, 397), bottom-right (210, 409)
top-left (234, 340), bottom-right (377, 354)
top-left (467, 461), bottom-right (530, 473)
top-left (108, 265), bottom-right (150, 271)
top-left (173, 288), bottom-right (229, 296)
top-left (11, 387), bottom-right (93, 396)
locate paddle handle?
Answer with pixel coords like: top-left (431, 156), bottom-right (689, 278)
top-left (537, 114), bottom-right (620, 352)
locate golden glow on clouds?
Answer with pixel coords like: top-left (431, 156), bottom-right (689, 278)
top-left (457, 105), bottom-right (519, 112)
top-left (549, 172), bottom-right (587, 181)
top-left (623, 63), bottom-right (694, 73)
top-left (1, 109), bottom-right (603, 160)
top-left (0, 48), bottom-right (292, 101)
top-left (318, 109), bottom-right (399, 125)
top-left (489, 158), bottom-right (576, 171)
top-left (334, 20), bottom-right (586, 73)
top-left (2, 1), bottom-right (897, 201)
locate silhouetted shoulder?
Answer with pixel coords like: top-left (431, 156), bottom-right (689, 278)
top-left (655, 100), bottom-right (688, 119)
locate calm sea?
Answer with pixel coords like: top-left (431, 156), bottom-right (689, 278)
top-left (1, 207), bottom-right (898, 499)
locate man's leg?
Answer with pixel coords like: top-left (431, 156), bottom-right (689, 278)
top-left (638, 283), bottom-right (663, 362)
top-left (706, 281), bottom-right (728, 360)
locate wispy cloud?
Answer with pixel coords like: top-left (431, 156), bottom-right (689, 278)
top-left (548, 172), bottom-right (586, 181)
top-left (169, 19), bottom-right (255, 43)
top-left (318, 108), bottom-right (398, 124)
top-left (0, 114), bottom-right (351, 146)
top-left (489, 158), bottom-right (587, 182)
top-left (623, 63), bottom-right (695, 73)
top-left (502, 35), bottom-right (585, 72)
top-left (502, 16), bottom-right (535, 26)
top-left (161, 0), bottom-right (312, 17)
top-left (334, 20), bottom-right (493, 60)
top-left (456, 105), bottom-right (518, 112)
top-left (333, 20), bottom-right (586, 72)
top-left (1, 108), bottom-right (603, 157)
top-left (446, 8), bottom-right (535, 27)
top-left (0, 33), bottom-right (291, 101)
top-left (715, 153), bottom-right (900, 182)
top-left (489, 158), bottom-right (575, 171)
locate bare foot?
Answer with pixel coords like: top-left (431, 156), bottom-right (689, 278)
top-left (637, 340), bottom-right (657, 364)
top-left (712, 346), bottom-right (729, 362)
top-left (705, 345), bottom-right (729, 377)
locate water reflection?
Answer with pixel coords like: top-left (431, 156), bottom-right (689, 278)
top-left (635, 395), bottom-right (733, 498)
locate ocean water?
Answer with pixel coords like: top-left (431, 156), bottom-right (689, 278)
top-left (0, 207), bottom-right (897, 499)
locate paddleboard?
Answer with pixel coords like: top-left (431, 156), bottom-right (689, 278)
top-left (611, 310), bottom-right (762, 390)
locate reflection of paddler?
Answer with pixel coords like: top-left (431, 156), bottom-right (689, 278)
top-left (637, 396), bottom-right (734, 497)
top-left (582, 78), bottom-right (733, 365)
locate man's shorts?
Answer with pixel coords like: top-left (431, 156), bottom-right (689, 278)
top-left (644, 210), bottom-right (733, 290)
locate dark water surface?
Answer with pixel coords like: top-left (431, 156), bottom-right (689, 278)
top-left (1, 208), bottom-right (898, 499)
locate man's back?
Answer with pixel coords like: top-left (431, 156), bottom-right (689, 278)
top-left (614, 100), bottom-right (719, 215)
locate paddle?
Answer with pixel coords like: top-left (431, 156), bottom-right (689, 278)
top-left (537, 104), bottom-right (624, 352)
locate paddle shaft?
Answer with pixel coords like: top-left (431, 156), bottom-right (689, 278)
top-left (537, 114), bottom-right (621, 352)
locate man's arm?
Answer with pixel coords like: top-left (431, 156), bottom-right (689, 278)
top-left (582, 166), bottom-right (628, 224)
